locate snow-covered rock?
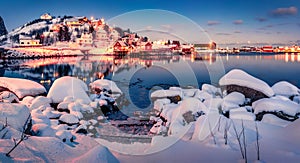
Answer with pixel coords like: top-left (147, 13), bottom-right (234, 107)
top-left (253, 98), bottom-right (300, 117)
top-left (30, 96), bottom-right (52, 110)
top-left (153, 98), bottom-right (171, 112)
top-left (272, 81), bottom-right (300, 97)
top-left (55, 130), bottom-right (73, 142)
top-left (20, 96), bottom-right (35, 107)
top-left (47, 76), bottom-right (91, 104)
top-left (169, 98), bottom-right (208, 135)
top-left (201, 84), bottom-right (221, 96)
top-left (219, 69), bottom-right (274, 97)
top-left (222, 92), bottom-right (245, 112)
top-left (194, 90), bottom-right (213, 102)
top-left (31, 123), bottom-right (56, 137)
top-left (0, 91), bottom-right (19, 103)
top-left (90, 79), bottom-right (122, 94)
top-left (72, 145), bottom-right (119, 163)
top-left (0, 77), bottom-right (46, 99)
top-left (59, 114), bottom-right (79, 125)
top-left (0, 103), bottom-right (30, 132)
top-left (151, 89), bottom-right (182, 98)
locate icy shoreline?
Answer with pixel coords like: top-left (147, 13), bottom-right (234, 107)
top-left (1, 69), bottom-right (300, 162)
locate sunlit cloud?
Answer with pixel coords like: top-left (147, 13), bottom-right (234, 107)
top-left (233, 20), bottom-right (243, 25)
top-left (271, 6), bottom-right (298, 17)
top-left (207, 21), bottom-right (220, 26)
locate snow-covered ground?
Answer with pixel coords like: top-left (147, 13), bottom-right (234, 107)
top-left (1, 69), bottom-right (300, 162)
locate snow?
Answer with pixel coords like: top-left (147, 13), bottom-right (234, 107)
top-left (229, 110), bottom-right (256, 121)
top-left (0, 103), bottom-right (30, 132)
top-left (262, 114), bottom-right (291, 127)
top-left (201, 84), bottom-right (222, 96)
top-left (59, 114), bottom-right (79, 125)
top-left (222, 92), bottom-right (245, 112)
top-left (0, 91), bottom-right (19, 103)
top-left (253, 98), bottom-right (300, 116)
top-left (47, 76), bottom-right (91, 104)
top-left (72, 145), bottom-right (119, 163)
top-left (151, 89), bottom-right (182, 98)
top-left (90, 79), bottom-right (122, 94)
top-left (272, 81), bottom-right (300, 97)
top-left (219, 69), bottom-right (274, 97)
top-left (31, 123), bottom-right (56, 137)
top-left (0, 77), bottom-right (46, 99)
top-left (153, 98), bottom-right (170, 111)
top-left (29, 96), bottom-right (52, 110)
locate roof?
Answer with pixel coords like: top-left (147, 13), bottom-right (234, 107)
top-left (114, 41), bottom-right (128, 47)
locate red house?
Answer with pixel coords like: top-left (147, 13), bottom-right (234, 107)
top-left (113, 41), bottom-right (128, 54)
top-left (141, 42), bottom-right (152, 51)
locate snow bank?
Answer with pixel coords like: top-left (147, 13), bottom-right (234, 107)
top-left (253, 98), bottom-right (300, 116)
top-left (47, 76), bottom-right (91, 104)
top-left (272, 81), bottom-right (300, 97)
top-left (30, 96), bottom-right (52, 110)
top-left (0, 103), bottom-right (30, 132)
top-left (262, 114), bottom-right (291, 127)
top-left (0, 91), bottom-right (19, 103)
top-left (0, 77), bottom-right (46, 99)
top-left (72, 145), bottom-right (119, 163)
top-left (90, 79), bottom-right (122, 94)
top-left (219, 69), bottom-right (274, 97)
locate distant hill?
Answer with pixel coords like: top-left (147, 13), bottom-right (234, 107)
top-left (0, 16), bottom-right (8, 36)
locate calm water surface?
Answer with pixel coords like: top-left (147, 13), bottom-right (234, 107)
top-left (1, 53), bottom-right (300, 116)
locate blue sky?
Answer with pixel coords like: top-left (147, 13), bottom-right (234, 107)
top-left (0, 0), bottom-right (299, 45)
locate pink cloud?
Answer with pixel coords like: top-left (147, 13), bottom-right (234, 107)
top-left (271, 6), bottom-right (298, 16)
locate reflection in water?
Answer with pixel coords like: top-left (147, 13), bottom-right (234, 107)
top-left (1, 53), bottom-right (300, 115)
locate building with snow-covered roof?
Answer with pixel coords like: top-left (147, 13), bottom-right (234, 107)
top-left (19, 35), bottom-right (41, 47)
top-left (40, 13), bottom-right (52, 20)
top-left (76, 33), bottom-right (93, 46)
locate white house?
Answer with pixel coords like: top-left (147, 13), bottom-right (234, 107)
top-left (76, 33), bottom-right (93, 46)
top-left (19, 36), bottom-right (41, 47)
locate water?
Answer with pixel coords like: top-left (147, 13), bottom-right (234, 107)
top-left (1, 53), bottom-right (300, 116)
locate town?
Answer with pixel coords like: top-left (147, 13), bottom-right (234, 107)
top-left (1, 13), bottom-right (300, 59)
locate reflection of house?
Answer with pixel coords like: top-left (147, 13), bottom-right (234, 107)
top-left (19, 36), bottom-right (41, 47)
top-left (76, 33), bottom-right (93, 46)
top-left (194, 42), bottom-right (216, 52)
top-left (40, 13), bottom-right (52, 20)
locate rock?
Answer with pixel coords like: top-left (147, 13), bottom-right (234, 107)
top-left (253, 98), bottom-right (300, 121)
top-left (59, 114), bottom-right (79, 126)
top-left (219, 69), bottom-right (274, 102)
top-left (151, 89), bottom-right (182, 98)
top-left (222, 92), bottom-right (245, 112)
top-left (0, 16), bottom-right (7, 36)
top-left (0, 77), bottom-right (46, 99)
top-left (167, 95), bottom-right (182, 104)
top-left (201, 84), bottom-right (222, 96)
top-left (31, 123), bottom-right (55, 137)
top-left (47, 76), bottom-right (91, 104)
top-left (272, 81), bottom-right (300, 98)
top-left (0, 91), bottom-right (19, 103)
top-left (30, 96), bottom-right (52, 110)
top-left (56, 130), bottom-right (74, 142)
top-left (90, 79), bottom-right (122, 94)
top-left (153, 98), bottom-right (171, 112)
top-left (75, 125), bottom-right (88, 134)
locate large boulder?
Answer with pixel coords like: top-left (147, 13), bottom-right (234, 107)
top-left (47, 76), bottom-right (91, 104)
top-left (0, 77), bottom-right (46, 99)
top-left (219, 69), bottom-right (274, 102)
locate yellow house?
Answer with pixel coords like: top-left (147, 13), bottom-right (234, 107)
top-left (19, 36), bottom-right (41, 47)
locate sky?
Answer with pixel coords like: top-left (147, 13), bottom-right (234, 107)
top-left (0, 0), bottom-right (300, 46)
